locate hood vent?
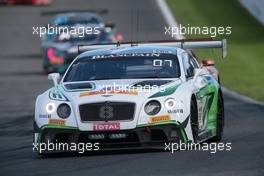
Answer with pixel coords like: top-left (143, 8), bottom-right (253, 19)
top-left (64, 82), bottom-right (95, 90)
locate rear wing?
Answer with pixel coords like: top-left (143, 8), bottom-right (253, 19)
top-left (78, 39), bottom-right (227, 58)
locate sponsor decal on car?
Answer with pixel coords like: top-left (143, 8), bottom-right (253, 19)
top-left (168, 109), bottom-right (183, 114)
top-left (48, 119), bottom-right (65, 126)
top-left (148, 115), bottom-right (171, 123)
top-left (93, 122), bottom-right (120, 131)
top-left (91, 53), bottom-right (161, 59)
top-left (39, 114), bottom-right (51, 118)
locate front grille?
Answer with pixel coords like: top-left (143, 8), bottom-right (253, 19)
top-left (79, 102), bottom-right (135, 122)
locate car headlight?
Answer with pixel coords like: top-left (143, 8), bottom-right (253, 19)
top-left (144, 100), bottom-right (161, 115)
top-left (46, 102), bottom-right (55, 114)
top-left (165, 98), bottom-right (176, 110)
top-left (57, 103), bottom-right (71, 119)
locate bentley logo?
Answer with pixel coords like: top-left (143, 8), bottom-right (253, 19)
top-left (99, 103), bottom-right (114, 120)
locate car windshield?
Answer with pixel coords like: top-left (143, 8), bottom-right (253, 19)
top-left (64, 53), bottom-right (180, 82)
top-left (53, 16), bottom-right (101, 26)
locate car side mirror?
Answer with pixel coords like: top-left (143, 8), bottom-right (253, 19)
top-left (48, 73), bottom-right (60, 86)
top-left (202, 59), bottom-right (215, 66)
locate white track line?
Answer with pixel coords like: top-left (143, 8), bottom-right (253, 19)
top-left (156, 0), bottom-right (184, 40)
top-left (222, 87), bottom-right (264, 106)
top-left (156, 0), bottom-right (264, 106)
top-left (239, 0), bottom-right (264, 26)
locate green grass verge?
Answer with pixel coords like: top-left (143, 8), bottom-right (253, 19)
top-left (167, 0), bottom-right (264, 101)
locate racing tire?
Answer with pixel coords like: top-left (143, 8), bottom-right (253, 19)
top-left (211, 90), bottom-right (225, 142)
top-left (190, 99), bottom-right (199, 143)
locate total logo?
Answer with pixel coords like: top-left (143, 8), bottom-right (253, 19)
top-left (93, 122), bottom-right (120, 131)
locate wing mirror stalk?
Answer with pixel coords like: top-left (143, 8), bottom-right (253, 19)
top-left (48, 73), bottom-right (60, 86)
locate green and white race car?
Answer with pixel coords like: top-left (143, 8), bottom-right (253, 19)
top-left (33, 39), bottom-right (226, 153)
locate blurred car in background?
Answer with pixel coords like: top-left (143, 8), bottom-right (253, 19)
top-left (41, 12), bottom-right (123, 73)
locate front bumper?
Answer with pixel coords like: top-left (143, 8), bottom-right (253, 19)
top-left (34, 122), bottom-right (188, 152)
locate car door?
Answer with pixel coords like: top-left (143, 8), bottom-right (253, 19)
top-left (190, 56), bottom-right (217, 133)
top-left (181, 51), bottom-right (215, 133)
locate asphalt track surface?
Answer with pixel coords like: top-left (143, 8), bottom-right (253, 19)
top-left (0, 0), bottom-right (264, 176)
